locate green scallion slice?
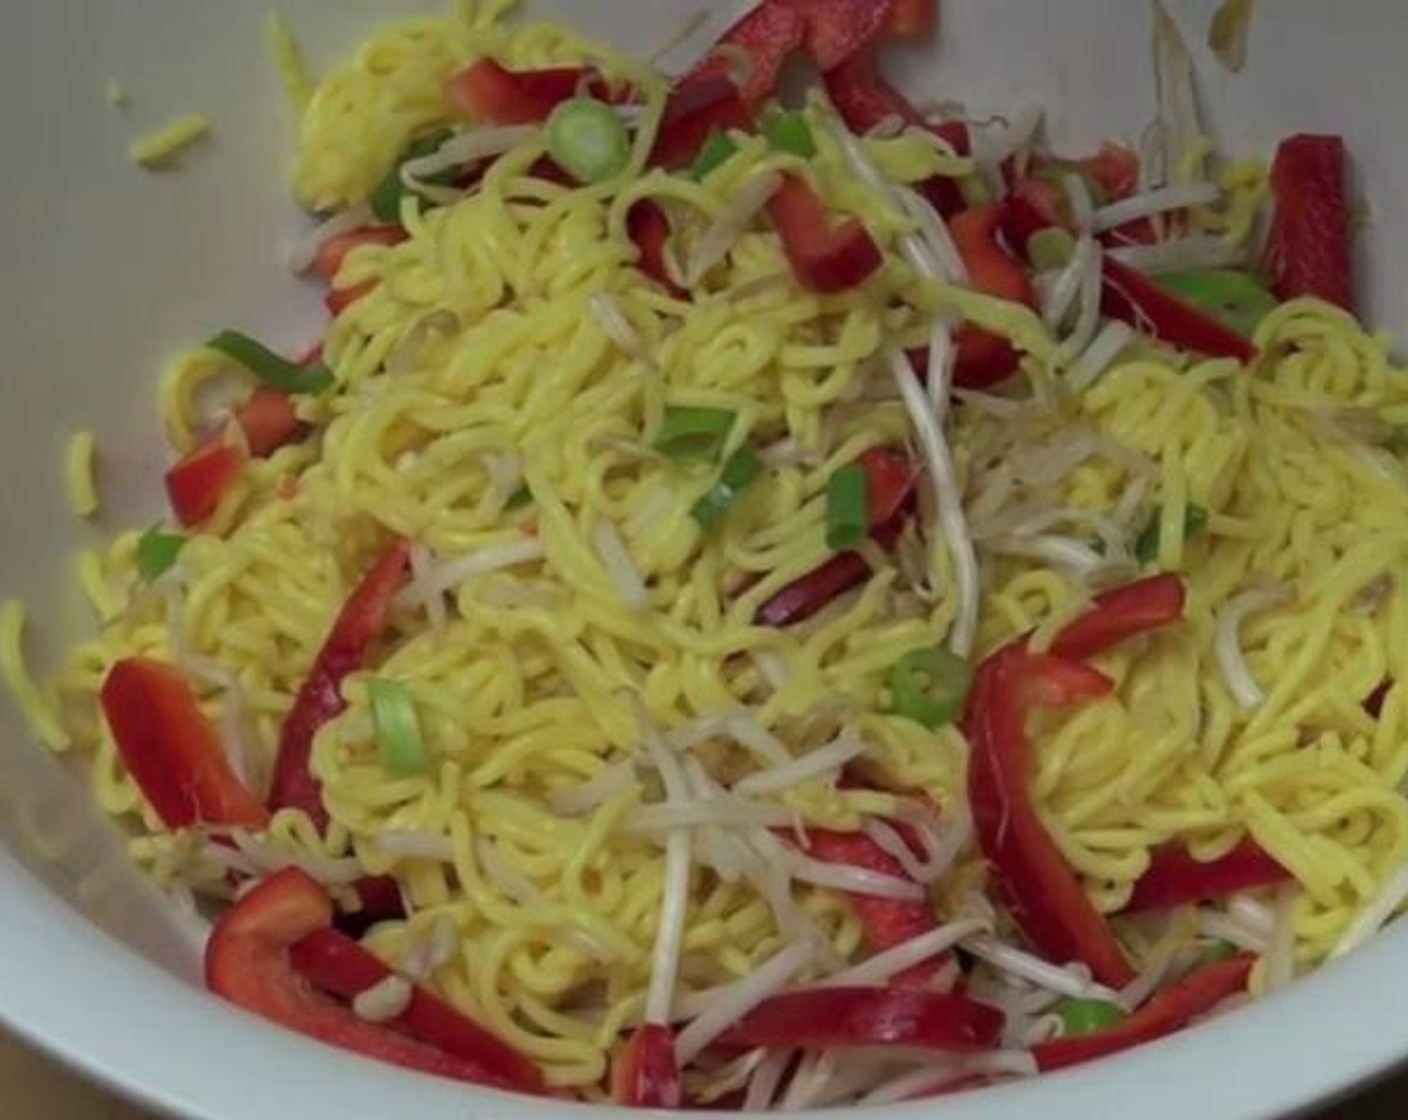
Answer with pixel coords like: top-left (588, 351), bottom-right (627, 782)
top-left (136, 526), bottom-right (187, 582)
top-left (545, 98), bottom-right (631, 185)
top-left (889, 646), bottom-right (973, 729)
top-left (826, 464), bottom-right (870, 552)
top-left (654, 407), bottom-right (736, 462)
top-left (692, 447), bottom-right (763, 530)
top-left (369, 678), bottom-right (429, 777)
top-left (207, 330), bottom-right (333, 395)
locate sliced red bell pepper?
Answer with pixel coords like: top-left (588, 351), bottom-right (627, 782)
top-left (626, 200), bottom-right (685, 298)
top-left (883, 0), bottom-right (937, 38)
top-left (785, 0), bottom-right (895, 72)
top-left (823, 50), bottom-right (972, 219)
top-left (803, 829), bottom-right (944, 989)
top-left (1122, 839), bottom-right (1289, 914)
top-left (313, 227), bottom-right (407, 284)
top-left (444, 59), bottom-right (589, 125)
top-left (206, 868), bottom-right (524, 1088)
top-left (165, 437), bottom-right (246, 528)
top-left (326, 281), bottom-right (377, 318)
top-left (949, 203), bottom-right (1037, 390)
top-left (755, 450), bottom-right (916, 627)
top-left (649, 75), bottom-right (753, 171)
top-left (289, 927), bottom-right (544, 1093)
top-left (685, 2), bottom-right (807, 107)
top-left (1102, 257), bottom-right (1259, 364)
top-left (1033, 954), bottom-right (1254, 1072)
top-left (1078, 143), bottom-right (1141, 205)
top-left (1264, 134), bottom-right (1354, 311)
top-left (767, 172), bottom-right (883, 293)
top-left (100, 658), bottom-right (269, 831)
top-left (720, 988), bottom-right (1004, 1051)
top-left (964, 576), bottom-right (1188, 988)
top-left (237, 387), bottom-right (305, 459)
top-left (611, 1023), bottom-right (682, 1108)
top-left (268, 540), bottom-right (412, 830)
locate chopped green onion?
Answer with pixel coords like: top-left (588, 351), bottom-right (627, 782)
top-left (764, 111), bottom-right (817, 158)
top-left (690, 130), bottom-right (739, 180)
top-left (692, 447), bottom-right (763, 530)
top-left (826, 464), bottom-right (871, 552)
top-left (959, 174), bottom-right (993, 209)
top-left (545, 98), bottom-right (630, 185)
top-left (1136, 504), bottom-right (1209, 567)
top-left (371, 128), bottom-right (455, 224)
top-left (207, 330), bottom-right (334, 395)
top-left (890, 646), bottom-right (973, 730)
top-left (136, 526), bottom-right (187, 582)
top-left (368, 678), bottom-right (429, 777)
top-left (1154, 269), bottom-right (1278, 339)
top-left (654, 407), bottom-right (736, 462)
top-left (1028, 227), bottom-right (1077, 271)
top-left (1194, 939), bottom-right (1239, 969)
top-left (505, 485), bottom-right (534, 512)
top-left (1055, 998), bottom-right (1127, 1038)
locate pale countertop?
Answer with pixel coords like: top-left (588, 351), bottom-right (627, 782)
top-left (3, 1027), bottom-right (1406, 1119)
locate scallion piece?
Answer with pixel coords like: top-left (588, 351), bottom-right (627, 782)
top-left (369, 678), bottom-right (429, 777)
top-left (545, 98), bottom-right (630, 185)
top-left (889, 646), bottom-right (973, 730)
top-left (207, 331), bottom-right (333, 395)
top-left (505, 485), bottom-right (534, 512)
top-left (371, 128), bottom-right (455, 225)
top-left (690, 129), bottom-right (739, 180)
top-left (1136, 504), bottom-right (1209, 567)
top-left (1055, 998), bottom-right (1127, 1038)
top-left (692, 447), bottom-right (762, 530)
top-left (826, 464), bottom-right (870, 552)
top-left (1154, 269), bottom-right (1278, 339)
top-left (764, 111), bottom-right (817, 158)
top-left (136, 526), bottom-right (187, 582)
top-left (654, 407), bottom-right (736, 462)
top-left (1028, 227), bottom-right (1077, 271)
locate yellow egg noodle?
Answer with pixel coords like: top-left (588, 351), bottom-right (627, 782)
top-left (3, 0), bottom-right (1408, 1105)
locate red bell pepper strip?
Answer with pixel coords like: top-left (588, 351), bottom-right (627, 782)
top-left (720, 988), bottom-right (1004, 1051)
top-left (100, 658), bottom-right (269, 830)
top-left (964, 576), bottom-right (1188, 988)
top-left (1078, 143), bottom-right (1141, 203)
top-left (237, 387), bottom-right (305, 459)
top-left (444, 59), bottom-right (590, 125)
top-left (823, 50), bottom-right (972, 220)
top-left (767, 173), bottom-right (883, 293)
top-left (883, 0), bottom-right (938, 38)
top-left (313, 227), bottom-right (407, 284)
top-left (611, 1023), bottom-right (682, 1108)
top-left (165, 437), bottom-right (246, 528)
top-left (803, 829), bottom-right (944, 989)
top-left (1102, 257), bottom-right (1259, 365)
top-left (206, 868), bottom-right (525, 1088)
top-left (685, 2), bottom-right (807, 107)
top-left (1264, 134), bottom-right (1354, 311)
top-left (626, 201), bottom-right (685, 298)
top-left (289, 927), bottom-right (544, 1093)
top-left (949, 203), bottom-right (1037, 390)
top-left (326, 281), bottom-right (377, 318)
top-left (1121, 840), bottom-right (1290, 914)
top-left (268, 540), bottom-right (413, 829)
top-left (1033, 954), bottom-right (1254, 1072)
top-left (649, 75), bottom-right (753, 171)
top-left (755, 451), bottom-right (917, 627)
top-left (785, 0), bottom-right (895, 73)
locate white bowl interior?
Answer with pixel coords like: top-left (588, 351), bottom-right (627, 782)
top-left (1, 1), bottom-right (1406, 1117)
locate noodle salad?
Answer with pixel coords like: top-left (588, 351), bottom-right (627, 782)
top-left (6, 0), bottom-right (1408, 1108)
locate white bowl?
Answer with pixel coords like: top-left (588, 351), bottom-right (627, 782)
top-left (2, 1), bottom-right (1406, 1117)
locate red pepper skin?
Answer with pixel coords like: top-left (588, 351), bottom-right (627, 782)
top-left (237, 388), bottom-right (305, 459)
top-left (949, 204), bottom-right (1037, 390)
top-left (1122, 840), bottom-right (1289, 914)
top-left (1102, 257), bottom-right (1259, 364)
top-left (767, 173), bottom-right (883, 293)
top-left (721, 988), bottom-right (1004, 1052)
top-left (289, 928), bottom-right (544, 1093)
top-left (687, 2), bottom-right (807, 106)
top-left (313, 227), bottom-right (407, 283)
top-left (1078, 143), bottom-right (1141, 203)
top-left (444, 60), bottom-right (588, 125)
top-left (966, 578), bottom-right (1189, 987)
top-left (1264, 134), bottom-right (1354, 311)
top-left (99, 659), bottom-right (269, 830)
top-left (1049, 573), bottom-right (1188, 663)
top-left (785, 0), bottom-right (895, 72)
top-left (268, 540), bottom-right (413, 829)
top-left (824, 51), bottom-right (971, 219)
top-left (626, 201), bottom-right (685, 298)
top-left (206, 869), bottom-right (521, 1087)
top-left (883, 0), bottom-right (937, 38)
top-left (803, 830), bottom-right (943, 989)
top-left (649, 75), bottom-right (754, 171)
top-left (165, 438), bottom-right (246, 528)
top-left (860, 448), bottom-right (918, 527)
top-left (326, 281), bottom-right (377, 318)
top-left (1033, 955), bottom-right (1254, 1072)
top-left (612, 1023), bottom-right (682, 1108)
